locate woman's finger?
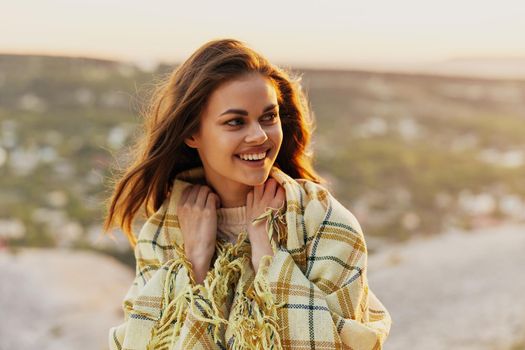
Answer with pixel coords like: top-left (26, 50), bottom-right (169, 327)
top-left (264, 178), bottom-right (278, 200)
top-left (206, 192), bottom-right (220, 209)
top-left (195, 185), bottom-right (210, 207)
top-left (179, 185), bottom-right (191, 205)
top-left (275, 186), bottom-right (285, 205)
top-left (247, 190), bottom-right (253, 208)
top-left (253, 185), bottom-right (260, 201)
top-left (186, 184), bottom-right (200, 204)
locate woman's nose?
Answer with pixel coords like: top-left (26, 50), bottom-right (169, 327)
top-left (245, 123), bottom-right (268, 143)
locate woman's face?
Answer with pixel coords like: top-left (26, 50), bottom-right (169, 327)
top-left (185, 73), bottom-right (283, 190)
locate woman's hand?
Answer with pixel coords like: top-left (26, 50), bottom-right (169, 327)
top-left (177, 184), bottom-right (220, 285)
top-left (246, 178), bottom-right (285, 273)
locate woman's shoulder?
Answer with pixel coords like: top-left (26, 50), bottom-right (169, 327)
top-left (292, 176), bottom-right (364, 240)
top-left (271, 167), bottom-right (332, 205)
top-left (296, 178), bottom-right (332, 201)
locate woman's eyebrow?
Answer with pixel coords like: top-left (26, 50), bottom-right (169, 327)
top-left (218, 103), bottom-right (278, 118)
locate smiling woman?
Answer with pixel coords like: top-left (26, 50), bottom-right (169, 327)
top-left (184, 73), bottom-right (284, 203)
top-left (103, 38), bottom-right (391, 349)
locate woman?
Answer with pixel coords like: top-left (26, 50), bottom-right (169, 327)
top-left (104, 38), bottom-right (392, 349)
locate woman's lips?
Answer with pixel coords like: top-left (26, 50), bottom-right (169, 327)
top-left (234, 149), bottom-right (269, 167)
top-left (235, 146), bottom-right (271, 155)
top-left (236, 156), bottom-right (264, 167)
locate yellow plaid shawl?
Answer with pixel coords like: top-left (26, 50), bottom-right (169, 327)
top-left (109, 166), bottom-right (391, 349)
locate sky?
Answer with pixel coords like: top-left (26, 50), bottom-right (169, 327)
top-left (1, 0), bottom-right (525, 70)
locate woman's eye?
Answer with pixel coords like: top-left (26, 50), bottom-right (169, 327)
top-left (225, 113), bottom-right (278, 127)
top-left (226, 118), bottom-right (243, 126)
top-left (262, 113), bottom-right (278, 122)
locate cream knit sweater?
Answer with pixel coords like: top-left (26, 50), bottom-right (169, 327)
top-left (216, 205), bottom-right (247, 244)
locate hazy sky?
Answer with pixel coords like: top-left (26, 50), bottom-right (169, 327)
top-left (1, 0), bottom-right (524, 69)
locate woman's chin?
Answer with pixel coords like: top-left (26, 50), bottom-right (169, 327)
top-left (238, 169), bottom-right (271, 186)
top-left (229, 155), bottom-right (277, 185)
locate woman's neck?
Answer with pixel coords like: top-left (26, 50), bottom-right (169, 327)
top-left (203, 172), bottom-right (252, 208)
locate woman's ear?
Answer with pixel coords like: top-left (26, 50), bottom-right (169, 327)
top-left (184, 134), bottom-right (199, 149)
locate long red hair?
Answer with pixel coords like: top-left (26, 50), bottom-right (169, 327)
top-left (103, 38), bottom-right (325, 247)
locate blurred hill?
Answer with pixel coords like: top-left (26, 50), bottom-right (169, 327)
top-left (0, 54), bottom-right (524, 263)
top-left (348, 57), bottom-right (525, 80)
top-left (419, 57), bottom-right (525, 80)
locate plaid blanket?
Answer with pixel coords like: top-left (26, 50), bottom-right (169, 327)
top-left (109, 166), bottom-right (391, 349)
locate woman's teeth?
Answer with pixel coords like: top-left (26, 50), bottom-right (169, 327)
top-left (237, 151), bottom-right (267, 161)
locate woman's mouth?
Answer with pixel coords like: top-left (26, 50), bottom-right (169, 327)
top-left (234, 150), bottom-right (269, 167)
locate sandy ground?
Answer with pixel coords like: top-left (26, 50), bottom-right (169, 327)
top-left (0, 223), bottom-right (523, 349)
top-left (0, 248), bottom-right (134, 350)
top-left (367, 223), bottom-right (525, 350)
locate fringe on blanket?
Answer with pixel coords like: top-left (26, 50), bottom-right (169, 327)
top-left (227, 203), bottom-right (287, 349)
top-left (145, 203), bottom-right (287, 349)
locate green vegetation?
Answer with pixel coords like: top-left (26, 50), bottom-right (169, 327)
top-left (1, 55), bottom-right (524, 263)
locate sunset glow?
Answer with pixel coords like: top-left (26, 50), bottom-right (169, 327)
top-left (1, 0), bottom-right (524, 69)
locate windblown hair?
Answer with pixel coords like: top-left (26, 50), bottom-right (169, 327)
top-left (103, 38), bottom-right (325, 247)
